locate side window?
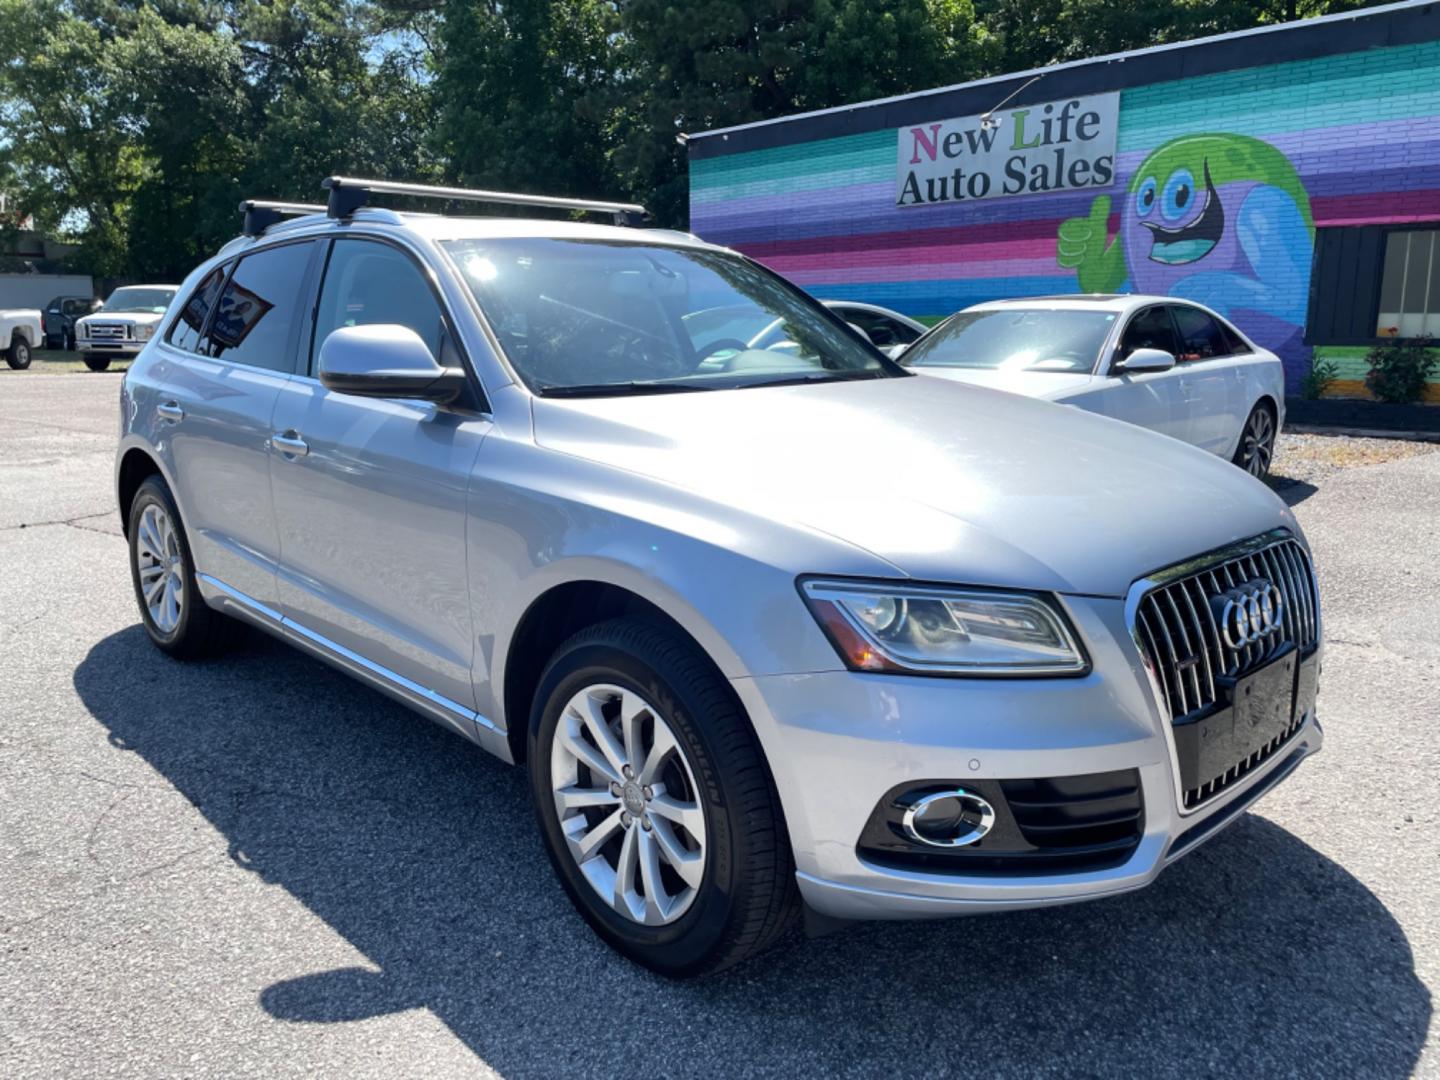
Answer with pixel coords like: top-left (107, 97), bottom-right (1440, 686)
top-left (1170, 305), bottom-right (1231, 362)
top-left (1218, 317), bottom-right (1251, 355)
top-left (64, 299), bottom-right (88, 316)
top-left (1118, 306), bottom-right (1180, 360)
top-left (311, 240), bottom-right (446, 372)
top-left (841, 309), bottom-right (921, 348)
top-left (200, 241), bottom-right (315, 370)
top-left (168, 264), bottom-right (229, 353)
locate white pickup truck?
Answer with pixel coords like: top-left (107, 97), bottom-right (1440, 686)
top-left (1, 309), bottom-right (42, 370)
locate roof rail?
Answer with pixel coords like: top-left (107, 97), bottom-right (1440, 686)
top-left (239, 199), bottom-right (327, 237)
top-left (320, 176), bottom-right (649, 227)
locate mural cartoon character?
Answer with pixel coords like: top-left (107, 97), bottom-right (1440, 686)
top-left (1057, 133), bottom-right (1313, 359)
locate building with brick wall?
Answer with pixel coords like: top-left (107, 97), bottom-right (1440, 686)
top-left (686, 0), bottom-right (1440, 401)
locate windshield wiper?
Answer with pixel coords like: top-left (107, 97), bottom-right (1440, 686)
top-left (536, 380), bottom-right (716, 398)
top-left (737, 370), bottom-right (891, 390)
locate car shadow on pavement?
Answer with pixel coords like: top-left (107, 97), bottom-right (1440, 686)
top-left (1270, 476), bottom-right (1319, 507)
top-left (75, 625), bottom-right (1430, 1078)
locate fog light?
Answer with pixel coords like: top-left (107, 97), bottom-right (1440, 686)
top-left (901, 788), bottom-right (996, 848)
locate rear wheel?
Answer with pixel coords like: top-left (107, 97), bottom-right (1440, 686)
top-left (84, 356), bottom-right (111, 372)
top-left (529, 618), bottom-right (798, 976)
top-left (5, 337), bottom-right (32, 370)
top-left (1233, 402), bottom-right (1276, 479)
top-left (127, 475), bottom-right (237, 658)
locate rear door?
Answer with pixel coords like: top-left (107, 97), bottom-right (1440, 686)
top-left (268, 237), bottom-right (491, 721)
top-left (1169, 303), bottom-right (1246, 455)
top-left (1091, 304), bottom-right (1193, 443)
top-left (158, 241), bottom-right (318, 608)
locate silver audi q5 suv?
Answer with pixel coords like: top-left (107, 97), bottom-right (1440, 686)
top-left (116, 179), bottom-right (1322, 975)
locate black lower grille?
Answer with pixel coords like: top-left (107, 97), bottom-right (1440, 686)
top-left (857, 769), bottom-right (1143, 876)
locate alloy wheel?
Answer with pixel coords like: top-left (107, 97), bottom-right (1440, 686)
top-left (1242, 408), bottom-right (1274, 477)
top-left (549, 683), bottom-right (707, 926)
top-left (135, 503), bottom-right (185, 633)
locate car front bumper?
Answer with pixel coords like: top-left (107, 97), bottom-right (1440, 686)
top-left (729, 593), bottom-right (1322, 921)
top-left (77, 339), bottom-right (143, 355)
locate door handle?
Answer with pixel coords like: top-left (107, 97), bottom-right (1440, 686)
top-left (271, 431), bottom-right (309, 458)
top-left (156, 401), bottom-right (184, 423)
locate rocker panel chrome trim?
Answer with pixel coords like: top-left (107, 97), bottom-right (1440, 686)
top-left (197, 573), bottom-right (513, 763)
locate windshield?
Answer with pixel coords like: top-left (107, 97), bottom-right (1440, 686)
top-left (902, 308), bottom-right (1118, 374)
top-left (101, 287), bottom-right (176, 314)
top-left (442, 239), bottom-right (900, 395)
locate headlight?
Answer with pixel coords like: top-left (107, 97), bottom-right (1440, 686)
top-left (800, 579), bottom-right (1087, 676)
top-left (135, 324), bottom-right (156, 340)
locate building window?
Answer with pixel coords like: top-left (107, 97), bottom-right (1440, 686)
top-left (1377, 229), bottom-right (1440, 338)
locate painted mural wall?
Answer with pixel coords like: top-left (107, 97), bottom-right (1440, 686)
top-left (689, 39), bottom-right (1440, 392)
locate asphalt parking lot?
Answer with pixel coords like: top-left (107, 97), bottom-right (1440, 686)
top-left (2, 371), bottom-right (1437, 1078)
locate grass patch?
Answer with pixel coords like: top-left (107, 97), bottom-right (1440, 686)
top-left (0, 348), bottom-right (131, 375)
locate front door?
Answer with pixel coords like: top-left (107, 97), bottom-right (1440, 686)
top-left (1090, 304), bottom-right (1194, 444)
top-left (269, 238), bottom-right (491, 719)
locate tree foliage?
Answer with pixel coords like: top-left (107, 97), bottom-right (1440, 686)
top-left (0, 0), bottom-right (1396, 277)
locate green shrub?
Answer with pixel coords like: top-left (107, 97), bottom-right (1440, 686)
top-left (1364, 337), bottom-right (1438, 404)
top-left (1300, 356), bottom-right (1340, 400)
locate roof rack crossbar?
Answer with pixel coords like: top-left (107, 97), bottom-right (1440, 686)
top-left (321, 176), bottom-right (649, 227)
top-left (239, 199), bottom-right (327, 237)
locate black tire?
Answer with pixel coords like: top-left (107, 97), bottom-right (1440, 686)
top-left (528, 618), bottom-right (798, 976)
top-left (83, 356), bottom-right (111, 372)
top-left (127, 475), bottom-right (238, 659)
top-left (45, 333), bottom-right (59, 350)
top-left (5, 338), bottom-right (32, 370)
top-left (1232, 401), bottom-right (1276, 479)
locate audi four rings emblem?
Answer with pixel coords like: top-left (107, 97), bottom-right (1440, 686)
top-left (1213, 579), bottom-right (1283, 649)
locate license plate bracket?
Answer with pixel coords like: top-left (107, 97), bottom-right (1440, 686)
top-left (1172, 648), bottom-right (1298, 794)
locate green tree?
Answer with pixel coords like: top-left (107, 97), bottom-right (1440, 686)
top-left (433, 0), bottom-right (619, 201)
top-left (613, 0), bottom-right (985, 226)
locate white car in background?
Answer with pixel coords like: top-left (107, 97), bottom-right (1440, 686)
top-left (75, 285), bottom-right (180, 372)
top-left (899, 295), bottom-right (1285, 478)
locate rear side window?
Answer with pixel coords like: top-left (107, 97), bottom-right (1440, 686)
top-left (1118, 306), bottom-right (1180, 359)
top-left (311, 240), bottom-right (446, 371)
top-left (840, 308), bottom-right (922, 348)
top-left (199, 241), bottom-right (315, 370)
top-left (1170, 305), bottom-right (1231, 361)
top-left (169, 265), bottom-right (229, 353)
top-left (1218, 317), bottom-right (1251, 354)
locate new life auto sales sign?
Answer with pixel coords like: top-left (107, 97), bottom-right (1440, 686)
top-left (896, 92), bottom-right (1120, 207)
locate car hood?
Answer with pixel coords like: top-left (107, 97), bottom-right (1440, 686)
top-left (911, 366), bottom-right (1097, 401)
top-left (530, 375), bottom-right (1299, 597)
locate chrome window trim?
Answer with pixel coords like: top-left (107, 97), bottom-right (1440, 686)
top-left (1124, 527), bottom-right (1321, 816)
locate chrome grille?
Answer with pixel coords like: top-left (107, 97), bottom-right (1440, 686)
top-left (1134, 535), bottom-right (1318, 724)
top-left (1132, 534), bottom-right (1319, 810)
top-left (85, 322), bottom-right (130, 340)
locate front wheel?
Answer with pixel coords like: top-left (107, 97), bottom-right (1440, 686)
top-left (127, 476), bottom-right (237, 658)
top-left (1232, 402), bottom-right (1276, 479)
top-left (5, 338), bottom-right (32, 370)
top-left (529, 618), bottom-right (798, 976)
top-left (83, 356), bottom-right (111, 372)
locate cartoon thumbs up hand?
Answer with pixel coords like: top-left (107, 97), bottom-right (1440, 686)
top-left (1056, 196), bottom-right (1126, 293)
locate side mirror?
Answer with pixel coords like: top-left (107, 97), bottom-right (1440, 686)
top-left (318, 324), bottom-right (467, 404)
top-left (887, 342), bottom-right (910, 360)
top-left (1115, 347), bottom-right (1176, 374)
